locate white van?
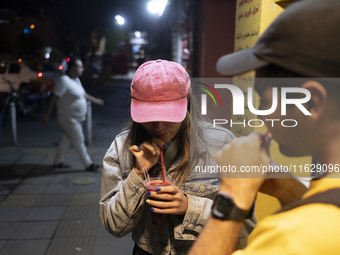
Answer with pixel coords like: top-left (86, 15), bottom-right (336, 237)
top-left (0, 59), bottom-right (42, 93)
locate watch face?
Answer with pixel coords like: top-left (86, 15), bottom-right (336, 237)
top-left (212, 193), bottom-right (249, 221)
top-left (212, 194), bottom-right (233, 219)
top-left (215, 195), bottom-right (233, 213)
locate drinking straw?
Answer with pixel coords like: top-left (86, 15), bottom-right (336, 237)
top-left (143, 167), bottom-right (150, 182)
top-left (263, 129), bottom-right (270, 139)
top-left (261, 130), bottom-right (271, 148)
top-left (160, 147), bottom-right (166, 183)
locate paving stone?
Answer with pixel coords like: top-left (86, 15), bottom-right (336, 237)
top-left (31, 166), bottom-right (54, 175)
top-left (45, 182), bottom-right (79, 194)
top-left (0, 178), bottom-right (22, 185)
top-left (76, 181), bottom-right (101, 194)
top-left (44, 172), bottom-right (101, 194)
top-left (96, 222), bottom-right (110, 237)
top-left (52, 168), bottom-right (83, 174)
top-left (0, 207), bottom-right (29, 221)
top-left (93, 235), bottom-right (134, 255)
top-left (0, 239), bottom-right (50, 255)
top-left (55, 218), bottom-right (98, 238)
top-left (71, 193), bottom-right (100, 206)
top-left (0, 196), bottom-right (6, 204)
top-left (10, 165), bottom-right (35, 177)
top-left (0, 240), bottom-right (6, 251)
top-left (0, 185), bottom-right (10, 195)
top-left (0, 222), bottom-right (19, 239)
top-left (50, 172), bottom-right (88, 184)
top-left (24, 206), bottom-right (66, 221)
top-left (46, 236), bottom-right (95, 255)
top-left (34, 194), bottom-right (73, 207)
top-left (11, 221), bottom-right (58, 239)
top-left (62, 205), bottom-right (98, 220)
top-left (0, 148), bottom-right (23, 162)
top-left (13, 183), bottom-right (49, 194)
top-left (22, 175), bottom-right (53, 185)
top-left (0, 184), bottom-right (18, 198)
top-left (1, 194), bottom-right (38, 207)
top-left (17, 153), bottom-right (47, 164)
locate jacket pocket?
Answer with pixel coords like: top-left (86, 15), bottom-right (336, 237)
top-left (181, 179), bottom-right (219, 197)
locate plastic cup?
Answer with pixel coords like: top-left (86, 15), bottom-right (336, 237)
top-left (143, 177), bottom-right (174, 225)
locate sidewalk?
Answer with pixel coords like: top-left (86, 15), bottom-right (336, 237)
top-left (0, 78), bottom-right (134, 255)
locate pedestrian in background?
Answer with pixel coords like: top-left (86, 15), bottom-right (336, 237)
top-left (43, 56), bottom-right (104, 171)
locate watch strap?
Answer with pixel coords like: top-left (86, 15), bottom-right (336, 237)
top-left (212, 193), bottom-right (251, 221)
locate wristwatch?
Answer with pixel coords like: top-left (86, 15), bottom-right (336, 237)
top-left (211, 193), bottom-right (251, 221)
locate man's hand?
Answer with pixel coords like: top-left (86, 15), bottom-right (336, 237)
top-left (189, 132), bottom-right (272, 255)
top-left (94, 97), bottom-right (104, 106)
top-left (85, 93), bottom-right (104, 106)
top-left (259, 176), bottom-right (307, 206)
top-left (216, 132), bottom-right (271, 210)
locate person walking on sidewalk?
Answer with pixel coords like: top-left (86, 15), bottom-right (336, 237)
top-left (43, 56), bottom-right (104, 172)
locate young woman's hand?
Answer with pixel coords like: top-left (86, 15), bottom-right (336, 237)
top-left (129, 137), bottom-right (165, 179)
top-left (146, 186), bottom-right (188, 215)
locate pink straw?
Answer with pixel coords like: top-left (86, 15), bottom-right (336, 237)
top-left (160, 147), bottom-right (166, 183)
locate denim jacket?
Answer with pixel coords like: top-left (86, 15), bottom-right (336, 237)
top-left (99, 125), bottom-right (256, 255)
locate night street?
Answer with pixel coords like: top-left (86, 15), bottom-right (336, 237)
top-left (1, 0), bottom-right (335, 254)
top-left (0, 0), bottom-right (182, 253)
top-left (1, 77), bottom-right (131, 149)
top-left (0, 77), bottom-right (135, 254)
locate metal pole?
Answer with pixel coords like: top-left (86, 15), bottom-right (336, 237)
top-left (86, 101), bottom-right (92, 145)
top-left (10, 101), bottom-right (17, 145)
top-left (0, 115), bottom-right (2, 146)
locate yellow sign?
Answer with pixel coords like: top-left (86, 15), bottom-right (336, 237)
top-left (232, 0), bottom-right (310, 221)
top-left (232, 0), bottom-right (284, 137)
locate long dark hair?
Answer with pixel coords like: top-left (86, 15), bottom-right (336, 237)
top-left (121, 96), bottom-right (203, 186)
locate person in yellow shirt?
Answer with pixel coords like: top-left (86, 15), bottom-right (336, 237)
top-left (189, 0), bottom-right (340, 254)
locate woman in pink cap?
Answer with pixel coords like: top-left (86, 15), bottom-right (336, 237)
top-left (99, 60), bottom-right (255, 254)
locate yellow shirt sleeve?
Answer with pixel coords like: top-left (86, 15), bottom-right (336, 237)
top-left (233, 204), bottom-right (340, 255)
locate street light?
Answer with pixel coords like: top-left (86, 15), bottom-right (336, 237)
top-left (115, 15), bottom-right (125, 25)
top-left (147, 0), bottom-right (168, 16)
top-left (134, 31), bottom-right (141, 38)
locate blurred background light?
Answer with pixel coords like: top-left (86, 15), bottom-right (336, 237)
top-left (134, 31), bottom-right (141, 38)
top-left (23, 28), bottom-right (31, 34)
top-left (147, 0), bottom-right (168, 16)
top-left (115, 15), bottom-right (125, 25)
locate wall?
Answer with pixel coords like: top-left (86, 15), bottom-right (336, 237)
top-left (199, 0), bottom-right (236, 78)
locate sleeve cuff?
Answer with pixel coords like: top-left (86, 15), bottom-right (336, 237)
top-left (126, 169), bottom-right (145, 190)
top-left (181, 194), bottom-right (207, 232)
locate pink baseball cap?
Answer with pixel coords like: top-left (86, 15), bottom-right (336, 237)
top-left (131, 59), bottom-right (190, 123)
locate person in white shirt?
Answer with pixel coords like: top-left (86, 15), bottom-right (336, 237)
top-left (43, 57), bottom-right (104, 171)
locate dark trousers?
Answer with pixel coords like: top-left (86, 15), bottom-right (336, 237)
top-left (133, 245), bottom-right (152, 255)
